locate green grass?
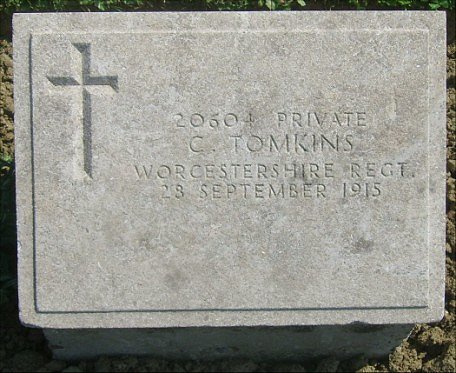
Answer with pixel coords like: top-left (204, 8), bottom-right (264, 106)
top-left (0, 0), bottom-right (454, 13)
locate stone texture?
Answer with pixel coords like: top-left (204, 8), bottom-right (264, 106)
top-left (14, 12), bottom-right (446, 330)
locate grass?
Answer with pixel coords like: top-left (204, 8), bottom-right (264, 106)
top-left (0, 0), bottom-right (454, 14)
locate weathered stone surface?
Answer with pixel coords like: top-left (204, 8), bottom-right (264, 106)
top-left (14, 12), bottom-right (446, 329)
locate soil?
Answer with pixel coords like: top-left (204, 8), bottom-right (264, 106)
top-left (0, 33), bottom-right (455, 373)
top-left (0, 39), bottom-right (14, 160)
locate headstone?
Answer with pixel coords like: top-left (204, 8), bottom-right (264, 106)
top-left (14, 11), bottom-right (446, 359)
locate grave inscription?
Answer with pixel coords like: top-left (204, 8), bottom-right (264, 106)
top-left (133, 109), bottom-right (413, 201)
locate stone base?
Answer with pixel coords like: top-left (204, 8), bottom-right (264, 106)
top-left (44, 324), bottom-right (413, 361)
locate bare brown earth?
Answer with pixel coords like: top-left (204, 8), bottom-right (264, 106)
top-left (0, 39), bottom-right (13, 160)
top-left (0, 38), bottom-right (455, 373)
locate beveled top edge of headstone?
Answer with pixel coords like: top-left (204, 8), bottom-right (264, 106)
top-left (13, 11), bottom-right (446, 34)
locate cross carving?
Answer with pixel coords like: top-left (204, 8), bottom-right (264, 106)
top-left (47, 43), bottom-right (118, 178)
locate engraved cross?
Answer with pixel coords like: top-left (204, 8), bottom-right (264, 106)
top-left (47, 43), bottom-right (118, 178)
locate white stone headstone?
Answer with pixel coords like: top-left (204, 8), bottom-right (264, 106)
top-left (14, 12), bottom-right (446, 331)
